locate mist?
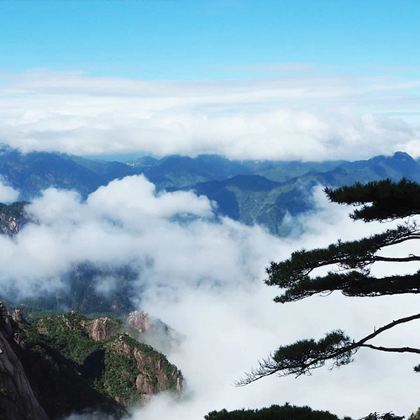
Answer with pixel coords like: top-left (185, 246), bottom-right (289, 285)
top-left (130, 192), bottom-right (420, 419)
top-left (1, 177), bottom-right (420, 418)
top-left (0, 180), bottom-right (19, 203)
top-left (0, 71), bottom-right (419, 160)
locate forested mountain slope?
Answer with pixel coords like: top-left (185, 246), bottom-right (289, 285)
top-left (0, 147), bottom-right (419, 234)
top-left (0, 303), bottom-right (182, 420)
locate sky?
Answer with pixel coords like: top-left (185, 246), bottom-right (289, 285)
top-left (0, 0), bottom-right (419, 159)
top-left (1, 0), bottom-right (420, 80)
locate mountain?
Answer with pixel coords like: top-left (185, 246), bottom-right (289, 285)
top-left (183, 152), bottom-right (420, 234)
top-left (186, 175), bottom-right (309, 234)
top-left (0, 303), bottom-right (49, 420)
top-left (131, 154), bottom-right (252, 189)
top-left (241, 159), bottom-right (346, 183)
top-left (319, 151), bottom-right (420, 185)
top-left (34, 263), bottom-right (138, 315)
top-left (0, 146), bottom-right (134, 199)
top-left (0, 147), bottom-right (419, 235)
top-left (1, 151), bottom-right (418, 418)
top-left (0, 302), bottom-right (182, 420)
top-left (184, 175), bottom-right (314, 235)
top-left (129, 154), bottom-right (345, 188)
top-left (0, 209), bottom-right (141, 315)
top-left (0, 202), bottom-right (27, 235)
top-left (1, 262), bottom-right (141, 318)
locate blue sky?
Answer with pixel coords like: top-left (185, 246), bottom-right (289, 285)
top-left (0, 1), bottom-right (419, 160)
top-left (1, 0), bottom-right (420, 80)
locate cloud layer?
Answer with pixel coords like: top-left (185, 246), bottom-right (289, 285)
top-left (0, 180), bottom-right (19, 203)
top-left (0, 71), bottom-right (419, 160)
top-left (131, 189), bottom-right (420, 419)
top-left (1, 177), bottom-right (420, 418)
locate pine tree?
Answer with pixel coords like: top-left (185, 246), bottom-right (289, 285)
top-left (240, 179), bottom-right (420, 384)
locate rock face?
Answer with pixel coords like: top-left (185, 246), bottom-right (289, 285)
top-left (126, 310), bottom-right (182, 354)
top-left (0, 303), bottom-right (48, 420)
top-left (127, 310), bottom-right (151, 333)
top-left (108, 334), bottom-right (183, 404)
top-left (35, 312), bottom-right (183, 413)
top-left (0, 203), bottom-right (27, 236)
top-left (86, 317), bottom-right (121, 341)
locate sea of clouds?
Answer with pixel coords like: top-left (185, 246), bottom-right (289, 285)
top-left (0, 71), bottom-right (419, 160)
top-left (1, 175), bottom-right (420, 418)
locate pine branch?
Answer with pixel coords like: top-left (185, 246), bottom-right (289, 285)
top-left (266, 223), bottom-right (420, 291)
top-left (360, 344), bottom-right (420, 354)
top-left (252, 179), bottom-right (420, 386)
top-left (238, 313), bottom-right (420, 385)
top-left (325, 179), bottom-right (420, 221)
top-left (373, 255), bottom-right (420, 263)
top-left (274, 270), bottom-right (420, 303)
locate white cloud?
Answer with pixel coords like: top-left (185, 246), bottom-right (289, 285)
top-left (129, 194), bottom-right (420, 419)
top-left (87, 175), bottom-right (213, 222)
top-left (0, 70), bottom-right (419, 160)
top-left (1, 177), bottom-right (420, 417)
top-left (0, 180), bottom-right (19, 203)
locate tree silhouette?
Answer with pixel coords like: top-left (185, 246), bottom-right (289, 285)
top-left (240, 179), bottom-right (420, 384)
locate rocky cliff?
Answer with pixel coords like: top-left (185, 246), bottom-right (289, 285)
top-left (0, 303), bottom-right (183, 419)
top-left (0, 202), bottom-right (27, 236)
top-left (126, 310), bottom-right (182, 354)
top-left (0, 303), bottom-right (48, 420)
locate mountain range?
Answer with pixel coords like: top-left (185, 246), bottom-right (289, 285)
top-left (1, 146), bottom-right (420, 235)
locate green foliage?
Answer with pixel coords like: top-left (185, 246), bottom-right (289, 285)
top-left (98, 348), bottom-right (139, 404)
top-left (94, 334), bottom-right (180, 403)
top-left (272, 331), bottom-right (355, 375)
top-left (189, 154), bottom-right (420, 234)
top-left (238, 331), bottom-right (355, 384)
top-left (205, 403), bottom-right (346, 420)
top-left (23, 312), bottom-right (181, 407)
top-left (34, 312), bottom-right (106, 364)
top-left (361, 414), bottom-right (404, 420)
top-left (325, 178), bottom-right (420, 221)
top-left (266, 222), bottom-right (420, 303)
top-left (408, 408), bottom-right (420, 419)
top-left (245, 179), bottom-right (420, 384)
top-left (271, 268), bottom-right (420, 304)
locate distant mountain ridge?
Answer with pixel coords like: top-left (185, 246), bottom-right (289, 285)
top-left (0, 146), bottom-right (134, 199)
top-left (0, 146), bottom-right (419, 234)
top-left (177, 151), bottom-right (420, 234)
